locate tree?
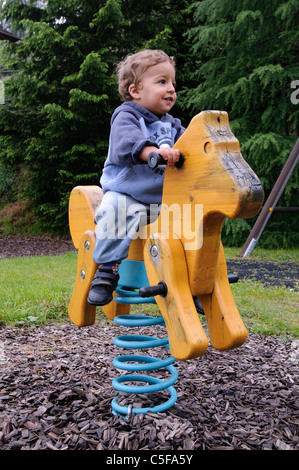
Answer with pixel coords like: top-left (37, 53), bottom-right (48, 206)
top-left (181, 0), bottom-right (299, 247)
top-left (0, 0), bottom-right (190, 234)
top-left (0, 0), bottom-right (119, 231)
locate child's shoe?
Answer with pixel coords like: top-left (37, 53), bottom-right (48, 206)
top-left (87, 263), bottom-right (119, 306)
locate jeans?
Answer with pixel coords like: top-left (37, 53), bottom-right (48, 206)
top-left (92, 191), bottom-right (160, 264)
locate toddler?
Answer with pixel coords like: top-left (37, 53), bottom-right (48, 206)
top-left (87, 49), bottom-right (185, 306)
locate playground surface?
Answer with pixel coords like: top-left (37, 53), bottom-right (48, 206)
top-left (0, 235), bottom-right (298, 450)
top-left (0, 321), bottom-right (298, 450)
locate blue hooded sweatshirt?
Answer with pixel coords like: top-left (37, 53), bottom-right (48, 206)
top-left (100, 102), bottom-right (185, 204)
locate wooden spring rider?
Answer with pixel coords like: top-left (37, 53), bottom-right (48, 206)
top-left (68, 110), bottom-right (264, 362)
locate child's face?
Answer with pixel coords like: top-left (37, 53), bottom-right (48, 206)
top-left (129, 62), bottom-right (177, 116)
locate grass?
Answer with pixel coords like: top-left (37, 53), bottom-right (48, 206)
top-left (224, 246), bottom-right (299, 339)
top-left (223, 245), bottom-right (299, 262)
top-left (0, 199), bottom-right (40, 235)
top-left (0, 252), bottom-right (77, 326)
top-left (230, 281), bottom-right (298, 338)
top-left (0, 248), bottom-right (298, 340)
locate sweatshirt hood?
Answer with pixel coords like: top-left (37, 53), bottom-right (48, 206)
top-left (111, 101), bottom-right (169, 126)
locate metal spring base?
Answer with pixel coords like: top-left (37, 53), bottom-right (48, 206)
top-left (111, 314), bottom-right (178, 417)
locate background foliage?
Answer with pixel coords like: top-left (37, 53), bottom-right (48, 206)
top-left (0, 0), bottom-right (298, 247)
top-left (183, 0), bottom-right (299, 248)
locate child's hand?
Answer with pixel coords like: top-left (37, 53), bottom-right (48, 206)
top-left (158, 147), bottom-right (181, 169)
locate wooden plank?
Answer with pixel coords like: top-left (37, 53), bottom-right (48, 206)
top-left (160, 110), bottom-right (264, 295)
top-left (68, 186), bottom-right (103, 250)
top-left (144, 234), bottom-right (209, 360)
top-left (68, 230), bottom-right (97, 327)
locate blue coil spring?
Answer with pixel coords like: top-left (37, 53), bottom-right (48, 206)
top-left (111, 314), bottom-right (178, 416)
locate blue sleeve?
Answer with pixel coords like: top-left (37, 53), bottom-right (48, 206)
top-left (108, 111), bottom-right (159, 166)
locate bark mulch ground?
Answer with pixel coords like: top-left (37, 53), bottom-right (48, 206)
top-left (0, 235), bottom-right (298, 451)
top-left (0, 234), bottom-right (76, 259)
top-left (0, 323), bottom-right (298, 451)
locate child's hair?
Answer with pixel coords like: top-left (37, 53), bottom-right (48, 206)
top-left (116, 49), bottom-right (175, 102)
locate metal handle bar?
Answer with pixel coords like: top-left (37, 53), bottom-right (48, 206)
top-left (148, 151), bottom-right (185, 169)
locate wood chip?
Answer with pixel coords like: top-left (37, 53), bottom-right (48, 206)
top-left (0, 322), bottom-right (298, 450)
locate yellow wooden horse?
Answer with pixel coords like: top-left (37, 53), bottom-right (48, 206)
top-left (68, 110), bottom-right (264, 361)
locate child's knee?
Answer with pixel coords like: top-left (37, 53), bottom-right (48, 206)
top-left (94, 192), bottom-right (125, 224)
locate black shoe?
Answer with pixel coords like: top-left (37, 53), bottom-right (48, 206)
top-left (87, 265), bottom-right (119, 306)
